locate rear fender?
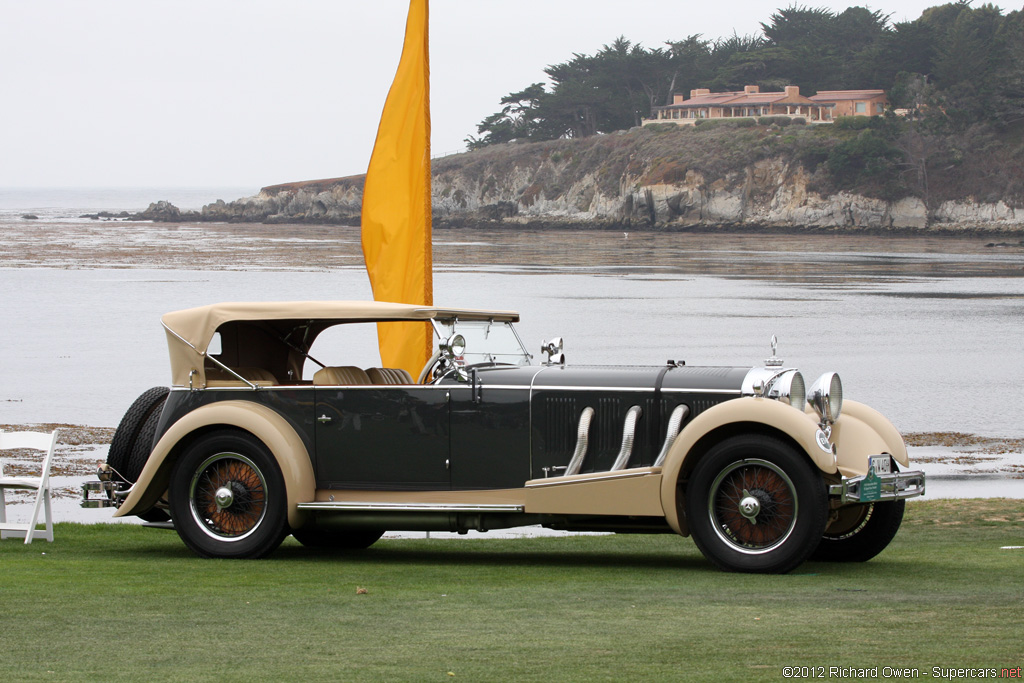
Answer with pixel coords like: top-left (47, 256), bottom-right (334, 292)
top-left (114, 400), bottom-right (315, 528)
top-left (659, 397), bottom-right (836, 535)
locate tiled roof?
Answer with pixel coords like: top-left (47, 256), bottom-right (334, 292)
top-left (661, 90), bottom-right (820, 109)
top-left (809, 90), bottom-right (886, 101)
top-left (683, 91), bottom-right (745, 106)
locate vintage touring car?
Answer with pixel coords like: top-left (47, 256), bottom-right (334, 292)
top-left (83, 300), bottom-right (924, 573)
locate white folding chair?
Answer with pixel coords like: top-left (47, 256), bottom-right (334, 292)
top-left (0, 429), bottom-right (59, 544)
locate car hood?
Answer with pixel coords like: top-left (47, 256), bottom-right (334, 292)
top-left (470, 364), bottom-right (750, 393)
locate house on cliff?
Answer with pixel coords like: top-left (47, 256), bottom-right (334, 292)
top-left (808, 89), bottom-right (888, 117)
top-left (644, 85), bottom-right (888, 125)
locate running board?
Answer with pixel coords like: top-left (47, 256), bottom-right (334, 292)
top-left (297, 501), bottom-right (525, 514)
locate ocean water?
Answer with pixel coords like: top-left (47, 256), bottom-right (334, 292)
top-left (0, 210), bottom-right (1021, 439)
top-left (0, 191), bottom-right (1022, 522)
top-left (0, 186), bottom-right (256, 219)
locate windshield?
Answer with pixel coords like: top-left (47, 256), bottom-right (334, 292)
top-left (432, 319), bottom-right (532, 366)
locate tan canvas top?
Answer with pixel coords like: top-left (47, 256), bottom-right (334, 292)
top-left (161, 300), bottom-right (520, 386)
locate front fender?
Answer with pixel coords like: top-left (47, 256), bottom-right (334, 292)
top-left (659, 397), bottom-right (836, 535)
top-left (114, 400), bottom-right (315, 528)
top-left (828, 399), bottom-right (908, 476)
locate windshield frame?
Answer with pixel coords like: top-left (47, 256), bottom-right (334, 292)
top-left (430, 318), bottom-right (532, 367)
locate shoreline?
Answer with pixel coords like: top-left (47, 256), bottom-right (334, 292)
top-left (91, 210), bottom-right (1024, 239)
top-left (438, 218), bottom-right (1024, 239)
top-left (2, 219), bottom-right (1022, 279)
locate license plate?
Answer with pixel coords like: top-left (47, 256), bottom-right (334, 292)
top-left (869, 455), bottom-right (891, 475)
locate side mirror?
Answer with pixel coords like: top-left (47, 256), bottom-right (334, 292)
top-left (541, 337), bottom-right (565, 365)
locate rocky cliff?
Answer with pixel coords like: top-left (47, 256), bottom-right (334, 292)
top-left (142, 124), bottom-right (1024, 234)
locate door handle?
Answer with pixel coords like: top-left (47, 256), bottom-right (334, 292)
top-left (317, 414), bottom-right (332, 424)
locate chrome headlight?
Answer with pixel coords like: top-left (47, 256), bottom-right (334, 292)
top-left (770, 370), bottom-right (806, 409)
top-left (440, 333), bottom-right (466, 359)
top-left (808, 372), bottom-right (843, 423)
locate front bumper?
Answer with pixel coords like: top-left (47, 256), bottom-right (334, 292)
top-left (829, 469), bottom-right (926, 504)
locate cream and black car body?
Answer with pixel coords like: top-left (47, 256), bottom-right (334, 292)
top-left (84, 300), bottom-right (925, 573)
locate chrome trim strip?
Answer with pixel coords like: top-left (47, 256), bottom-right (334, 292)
top-left (175, 382), bottom-right (727, 393)
top-left (610, 405), bottom-right (643, 471)
top-left (565, 407), bottom-right (595, 476)
top-left (312, 384), bottom-right (452, 390)
top-left (528, 385), bottom-right (741, 395)
top-left (654, 404), bottom-right (690, 467)
top-left (526, 365), bottom-right (548, 481)
top-left (660, 387), bottom-right (743, 395)
top-left (526, 469), bottom-right (654, 488)
top-left (534, 385), bottom-right (656, 393)
top-left (447, 384), bottom-right (531, 391)
top-left (828, 469), bottom-right (926, 504)
top-left (172, 384), bottom-right (459, 391)
top-left (297, 501), bottom-right (525, 513)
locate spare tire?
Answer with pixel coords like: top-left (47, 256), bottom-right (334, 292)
top-left (108, 386), bottom-right (170, 482)
top-left (108, 387), bottom-right (170, 522)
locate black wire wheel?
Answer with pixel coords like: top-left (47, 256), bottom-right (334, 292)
top-left (686, 434), bottom-right (828, 573)
top-left (811, 499), bottom-right (906, 562)
top-left (169, 430), bottom-right (288, 559)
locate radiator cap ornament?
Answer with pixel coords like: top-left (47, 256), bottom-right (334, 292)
top-left (765, 335), bottom-right (784, 368)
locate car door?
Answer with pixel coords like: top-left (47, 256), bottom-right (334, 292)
top-left (314, 385), bottom-right (451, 489)
top-left (447, 379), bottom-right (532, 490)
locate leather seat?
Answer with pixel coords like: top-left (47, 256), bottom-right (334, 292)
top-left (366, 367), bottom-right (414, 385)
top-left (313, 366), bottom-right (372, 386)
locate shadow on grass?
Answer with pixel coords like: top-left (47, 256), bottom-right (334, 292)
top-left (76, 525), bottom-right (716, 572)
top-left (275, 544), bottom-right (713, 572)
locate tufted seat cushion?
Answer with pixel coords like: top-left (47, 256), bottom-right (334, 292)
top-left (366, 367), bottom-right (414, 385)
top-left (313, 366), bottom-right (372, 386)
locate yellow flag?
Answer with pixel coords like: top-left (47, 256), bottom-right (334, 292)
top-left (361, 0), bottom-right (433, 377)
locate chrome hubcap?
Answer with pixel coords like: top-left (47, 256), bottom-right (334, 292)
top-left (739, 489), bottom-right (761, 523)
top-left (214, 486), bottom-right (234, 510)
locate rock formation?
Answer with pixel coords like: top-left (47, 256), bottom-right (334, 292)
top-left (137, 126), bottom-right (1024, 234)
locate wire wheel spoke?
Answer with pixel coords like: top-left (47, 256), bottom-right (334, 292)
top-left (190, 453), bottom-right (268, 540)
top-left (709, 459), bottom-right (798, 552)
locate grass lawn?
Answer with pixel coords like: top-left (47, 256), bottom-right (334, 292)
top-left (1, 499), bottom-right (1022, 682)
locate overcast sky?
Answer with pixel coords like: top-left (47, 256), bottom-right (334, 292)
top-left (0, 0), bottom-right (995, 188)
